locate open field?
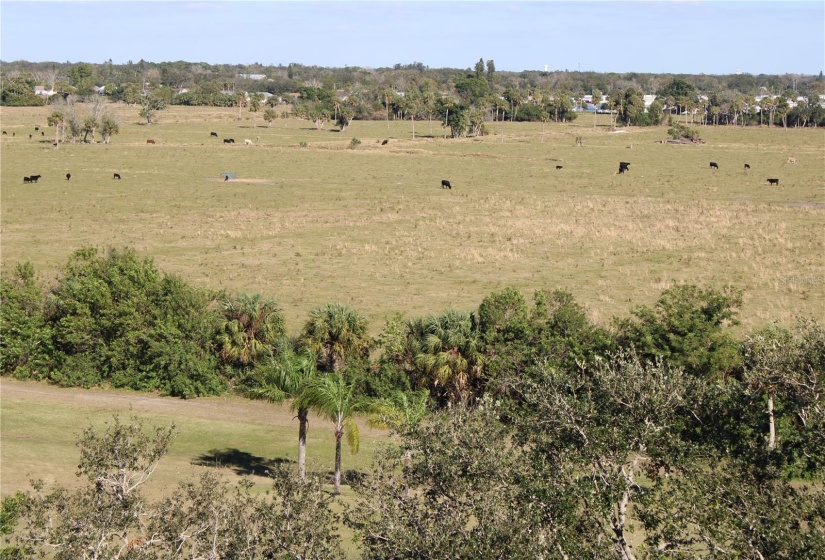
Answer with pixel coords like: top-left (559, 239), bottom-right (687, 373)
top-left (1, 104), bottom-right (823, 333)
top-left (0, 377), bottom-right (383, 555)
top-left (0, 377), bottom-right (387, 499)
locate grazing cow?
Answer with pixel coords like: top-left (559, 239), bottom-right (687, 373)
top-left (2, 131), bottom-right (6, 135)
top-left (787, 156), bottom-right (797, 164)
top-left (382, 139), bottom-right (389, 145)
top-left (556, 165), bottom-right (563, 170)
top-left (767, 178), bottom-right (779, 186)
top-left (224, 138), bottom-right (235, 144)
top-left (66, 173), bottom-right (71, 181)
top-left (244, 139), bottom-right (252, 145)
top-left (441, 179), bottom-right (452, 189)
top-left (210, 132), bottom-right (218, 137)
top-left (113, 173), bottom-right (121, 180)
top-left (147, 139), bottom-right (155, 144)
top-left (29, 175), bottom-right (41, 183)
top-left (224, 175), bottom-right (229, 181)
top-left (23, 176), bottom-right (32, 183)
top-left (29, 134), bottom-right (32, 139)
top-left (709, 162), bottom-right (719, 169)
top-left (34, 126), bottom-right (39, 131)
top-left (618, 162), bottom-right (630, 174)
top-left (744, 163), bottom-right (751, 170)
top-left (41, 131), bottom-right (45, 136)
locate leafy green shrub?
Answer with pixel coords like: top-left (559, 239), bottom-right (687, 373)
top-left (348, 137), bottom-right (361, 149)
top-left (0, 262), bottom-right (52, 377)
top-left (42, 246), bottom-right (225, 397)
top-left (613, 283), bottom-right (743, 377)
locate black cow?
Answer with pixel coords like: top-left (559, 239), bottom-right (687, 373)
top-left (710, 162), bottom-right (719, 169)
top-left (224, 138), bottom-right (235, 144)
top-left (34, 126), bottom-right (39, 131)
top-left (113, 173), bottom-right (121, 180)
top-left (618, 162), bottom-right (630, 174)
top-left (767, 178), bottom-right (779, 186)
top-left (2, 131), bottom-right (6, 135)
top-left (224, 175), bottom-right (229, 181)
top-left (381, 139), bottom-right (389, 145)
top-left (744, 163), bottom-right (751, 170)
top-left (29, 175), bottom-right (41, 183)
top-left (211, 132), bottom-right (218, 137)
top-left (66, 173), bottom-right (71, 181)
top-left (23, 176), bottom-right (32, 183)
top-left (441, 179), bottom-right (452, 189)
top-left (556, 165), bottom-right (563, 170)
top-left (29, 134), bottom-right (32, 139)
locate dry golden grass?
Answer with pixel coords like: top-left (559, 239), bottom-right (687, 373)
top-left (1, 104), bottom-right (823, 333)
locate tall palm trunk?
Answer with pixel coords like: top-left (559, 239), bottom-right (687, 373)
top-left (334, 427), bottom-right (343, 494)
top-left (298, 407), bottom-right (309, 481)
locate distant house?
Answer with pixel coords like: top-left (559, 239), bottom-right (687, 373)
top-left (34, 85), bottom-right (55, 97)
top-left (239, 73), bottom-right (267, 81)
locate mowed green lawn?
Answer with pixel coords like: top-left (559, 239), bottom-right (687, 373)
top-left (0, 378), bottom-right (386, 501)
top-left (1, 104), bottom-right (823, 333)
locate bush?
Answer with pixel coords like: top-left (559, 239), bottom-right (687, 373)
top-left (41, 247), bottom-right (225, 397)
top-left (0, 263), bottom-right (51, 377)
top-left (613, 283), bottom-right (743, 377)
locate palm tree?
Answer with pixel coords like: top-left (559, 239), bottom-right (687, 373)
top-left (300, 303), bottom-right (372, 373)
top-left (246, 343), bottom-right (318, 480)
top-left (412, 309), bottom-right (484, 405)
top-left (299, 371), bottom-right (361, 494)
top-left (216, 293), bottom-right (285, 368)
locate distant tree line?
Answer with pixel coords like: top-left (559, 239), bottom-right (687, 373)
top-left (3, 59), bottom-right (824, 132)
top-left (1, 245), bottom-right (823, 558)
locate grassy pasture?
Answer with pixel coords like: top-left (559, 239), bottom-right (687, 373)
top-left (1, 104), bottom-right (823, 334)
top-left (0, 378), bottom-right (385, 501)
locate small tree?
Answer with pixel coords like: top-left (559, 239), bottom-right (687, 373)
top-left (299, 371), bottom-right (362, 494)
top-left (263, 107), bottom-right (278, 127)
top-left (81, 115), bottom-right (98, 143)
top-left (99, 114), bottom-right (119, 144)
top-left (47, 110), bottom-right (64, 148)
top-left (138, 94), bottom-right (165, 124)
top-left (10, 416), bottom-right (175, 558)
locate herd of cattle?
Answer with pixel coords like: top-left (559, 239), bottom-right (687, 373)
top-left (12, 125), bottom-right (796, 188)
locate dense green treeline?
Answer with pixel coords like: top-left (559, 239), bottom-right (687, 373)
top-left (1, 246), bottom-right (823, 558)
top-left (3, 59), bottom-right (824, 130)
top-left (0, 245), bottom-right (820, 407)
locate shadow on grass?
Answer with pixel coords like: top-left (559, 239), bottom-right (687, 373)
top-left (192, 448), bottom-right (293, 477)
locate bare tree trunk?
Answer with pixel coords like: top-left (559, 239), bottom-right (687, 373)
top-left (611, 458), bottom-right (639, 560)
top-left (334, 432), bottom-right (342, 495)
top-left (768, 393), bottom-right (776, 450)
top-left (298, 407), bottom-right (308, 481)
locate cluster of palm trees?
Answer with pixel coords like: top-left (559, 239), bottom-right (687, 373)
top-left (215, 295), bottom-right (487, 494)
top-left (216, 297), bottom-right (374, 494)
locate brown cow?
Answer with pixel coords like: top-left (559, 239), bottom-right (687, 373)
top-left (147, 139), bottom-right (155, 144)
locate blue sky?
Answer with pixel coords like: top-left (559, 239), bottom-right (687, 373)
top-left (1, 1), bottom-right (823, 75)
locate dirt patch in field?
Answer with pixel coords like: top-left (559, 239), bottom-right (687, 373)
top-left (206, 177), bottom-right (277, 184)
